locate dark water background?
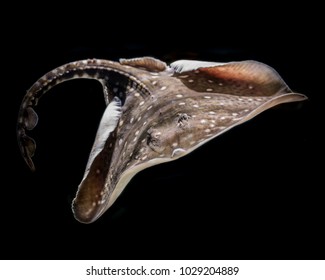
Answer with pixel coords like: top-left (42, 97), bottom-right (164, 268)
top-left (2, 7), bottom-right (324, 260)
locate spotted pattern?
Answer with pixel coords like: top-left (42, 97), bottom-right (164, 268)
top-left (17, 56), bottom-right (306, 223)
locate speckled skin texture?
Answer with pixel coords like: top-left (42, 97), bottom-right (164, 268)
top-left (17, 57), bottom-right (306, 223)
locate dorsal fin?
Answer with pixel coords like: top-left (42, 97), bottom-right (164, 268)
top-left (24, 107), bottom-right (38, 130)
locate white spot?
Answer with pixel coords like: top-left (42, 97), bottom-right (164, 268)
top-left (160, 86), bottom-right (167, 91)
top-left (172, 142), bottom-right (178, 148)
top-left (205, 129), bottom-right (211, 133)
top-left (211, 120), bottom-right (216, 123)
top-left (190, 140), bottom-right (196, 145)
top-left (220, 102), bottom-right (224, 106)
top-left (123, 151), bottom-right (126, 157)
top-left (119, 139), bottom-right (123, 146)
top-left (194, 70), bottom-right (200, 74)
top-left (141, 139), bottom-right (146, 143)
top-left (92, 202), bottom-right (96, 207)
top-left (208, 111), bottom-right (216, 115)
top-left (155, 131), bottom-right (162, 136)
top-left (200, 119), bottom-right (207, 124)
top-left (151, 72), bottom-right (159, 76)
top-left (124, 141), bottom-right (128, 147)
top-left (206, 89), bottom-right (213, 92)
top-left (232, 112), bottom-right (239, 116)
top-left (204, 95), bottom-right (211, 98)
top-left (218, 82), bottom-right (223, 86)
top-left (133, 137), bottom-right (137, 142)
top-left (143, 121), bottom-right (147, 126)
top-left (147, 105), bottom-right (153, 111)
top-left (176, 94), bottom-right (183, 98)
top-left (193, 104), bottom-right (199, 108)
top-left (249, 85), bottom-right (254, 89)
top-left (140, 147), bottom-right (145, 153)
top-left (238, 98), bottom-right (243, 101)
top-left (138, 116), bottom-right (142, 122)
top-left (134, 92), bottom-right (140, 97)
top-left (113, 87), bottom-right (118, 93)
top-left (139, 101), bottom-right (145, 106)
top-left (135, 130), bottom-right (140, 136)
top-left (152, 81), bottom-right (157, 85)
top-left (256, 98), bottom-right (263, 101)
top-left (96, 169), bottom-right (101, 174)
top-left (209, 124), bottom-right (215, 128)
top-left (119, 120), bottom-right (124, 127)
top-left (208, 79), bottom-right (214, 83)
top-left (244, 109), bottom-right (249, 112)
top-left (130, 117), bottom-right (134, 124)
top-left (188, 79), bottom-right (194, 83)
top-left (179, 102), bottom-right (186, 106)
top-left (141, 155), bottom-right (148, 161)
top-left (248, 98), bottom-right (253, 102)
top-left (159, 154), bottom-right (165, 157)
top-left (220, 116), bottom-right (226, 120)
top-left (179, 75), bottom-right (189, 78)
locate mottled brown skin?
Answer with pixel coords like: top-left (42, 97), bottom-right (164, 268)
top-left (17, 57), bottom-right (307, 223)
top-left (73, 131), bottom-right (117, 223)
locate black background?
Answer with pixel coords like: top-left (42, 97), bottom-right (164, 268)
top-left (2, 5), bottom-right (324, 260)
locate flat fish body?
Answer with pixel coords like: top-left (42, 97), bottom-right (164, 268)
top-left (17, 57), bottom-right (307, 223)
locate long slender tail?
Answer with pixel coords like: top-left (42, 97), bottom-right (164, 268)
top-left (17, 58), bottom-right (149, 171)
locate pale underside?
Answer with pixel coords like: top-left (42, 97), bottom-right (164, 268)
top-left (17, 57), bottom-right (307, 223)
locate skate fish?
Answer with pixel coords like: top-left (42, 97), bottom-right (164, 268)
top-left (17, 57), bottom-right (307, 223)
